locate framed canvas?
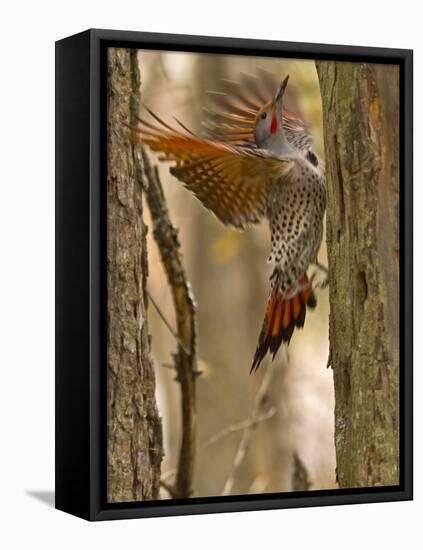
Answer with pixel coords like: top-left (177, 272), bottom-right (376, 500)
top-left (55, 29), bottom-right (413, 521)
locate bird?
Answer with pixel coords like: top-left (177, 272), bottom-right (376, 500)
top-left (133, 72), bottom-right (326, 373)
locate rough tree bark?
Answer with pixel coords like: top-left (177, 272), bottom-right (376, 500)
top-left (316, 62), bottom-right (400, 487)
top-left (107, 48), bottom-right (163, 502)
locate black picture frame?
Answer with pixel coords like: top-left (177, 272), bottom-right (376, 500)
top-left (55, 28), bottom-right (413, 521)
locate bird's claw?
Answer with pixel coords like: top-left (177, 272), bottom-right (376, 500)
top-left (308, 272), bottom-right (329, 291)
top-left (310, 261), bottom-right (329, 291)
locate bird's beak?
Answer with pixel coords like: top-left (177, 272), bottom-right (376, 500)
top-left (273, 74), bottom-right (289, 110)
top-left (268, 75), bottom-right (295, 156)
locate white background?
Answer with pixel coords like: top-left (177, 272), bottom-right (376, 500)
top-left (0, 1), bottom-right (420, 548)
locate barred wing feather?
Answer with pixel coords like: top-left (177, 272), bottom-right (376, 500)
top-left (203, 69), bottom-right (313, 151)
top-left (133, 112), bottom-right (293, 229)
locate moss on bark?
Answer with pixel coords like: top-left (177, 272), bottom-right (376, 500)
top-left (316, 61), bottom-right (400, 487)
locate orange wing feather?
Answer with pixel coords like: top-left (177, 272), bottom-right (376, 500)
top-left (204, 70), bottom-right (313, 150)
top-left (133, 113), bottom-right (292, 229)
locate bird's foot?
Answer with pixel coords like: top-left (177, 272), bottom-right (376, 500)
top-left (314, 275), bottom-right (329, 290)
top-left (311, 261), bottom-right (329, 290)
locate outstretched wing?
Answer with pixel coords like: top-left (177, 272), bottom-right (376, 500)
top-left (203, 69), bottom-right (313, 151)
top-left (133, 112), bottom-right (293, 229)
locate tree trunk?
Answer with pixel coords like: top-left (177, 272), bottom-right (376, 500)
top-left (107, 48), bottom-right (163, 502)
top-left (316, 62), bottom-right (400, 487)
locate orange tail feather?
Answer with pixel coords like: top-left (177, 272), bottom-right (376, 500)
top-left (250, 274), bottom-right (316, 373)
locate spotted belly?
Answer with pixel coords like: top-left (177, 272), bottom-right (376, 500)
top-left (267, 166), bottom-right (326, 287)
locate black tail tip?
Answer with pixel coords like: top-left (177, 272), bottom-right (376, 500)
top-left (250, 349), bottom-right (264, 374)
top-left (307, 293), bottom-right (317, 309)
top-left (250, 359), bottom-right (259, 375)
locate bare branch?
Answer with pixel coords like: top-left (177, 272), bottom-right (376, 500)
top-left (160, 479), bottom-right (177, 499)
top-left (222, 357), bottom-right (281, 496)
top-left (292, 451), bottom-right (312, 491)
top-left (203, 407), bottom-right (276, 448)
top-left (147, 290), bottom-right (190, 354)
top-left (141, 147), bottom-right (198, 499)
top-left (161, 468), bottom-right (177, 482)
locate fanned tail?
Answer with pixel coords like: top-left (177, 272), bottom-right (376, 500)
top-left (250, 273), bottom-right (316, 373)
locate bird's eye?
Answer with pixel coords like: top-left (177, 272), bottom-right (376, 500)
top-left (307, 150), bottom-right (318, 167)
top-left (260, 112), bottom-right (267, 120)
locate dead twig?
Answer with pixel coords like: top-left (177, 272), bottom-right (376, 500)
top-left (222, 358), bottom-right (280, 496)
top-left (147, 290), bottom-right (190, 354)
top-left (160, 479), bottom-right (177, 499)
top-left (292, 451), bottom-right (312, 491)
top-left (203, 407), bottom-right (276, 448)
top-left (141, 147), bottom-right (198, 499)
top-left (161, 468), bottom-right (177, 482)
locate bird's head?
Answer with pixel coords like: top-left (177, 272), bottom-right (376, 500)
top-left (254, 75), bottom-right (294, 156)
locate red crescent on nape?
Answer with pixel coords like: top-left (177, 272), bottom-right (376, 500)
top-left (270, 112), bottom-right (278, 134)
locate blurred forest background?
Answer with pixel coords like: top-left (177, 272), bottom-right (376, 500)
top-left (137, 50), bottom-right (336, 497)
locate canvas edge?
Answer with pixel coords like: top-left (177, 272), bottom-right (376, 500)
top-left (55, 28), bottom-right (413, 522)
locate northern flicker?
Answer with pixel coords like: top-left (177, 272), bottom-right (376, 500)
top-left (133, 72), bottom-right (326, 372)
